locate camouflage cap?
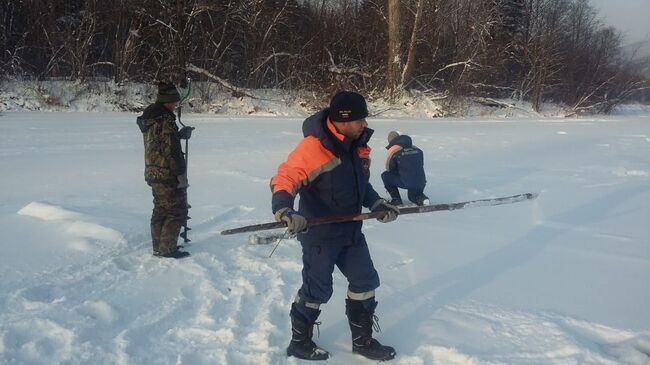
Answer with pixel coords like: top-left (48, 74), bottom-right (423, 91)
top-left (156, 82), bottom-right (181, 104)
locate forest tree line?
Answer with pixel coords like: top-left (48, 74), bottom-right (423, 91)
top-left (1, 0), bottom-right (648, 112)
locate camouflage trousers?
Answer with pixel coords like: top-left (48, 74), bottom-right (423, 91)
top-left (150, 183), bottom-right (188, 255)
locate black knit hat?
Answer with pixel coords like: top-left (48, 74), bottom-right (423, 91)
top-left (156, 82), bottom-right (181, 104)
top-left (329, 91), bottom-right (368, 122)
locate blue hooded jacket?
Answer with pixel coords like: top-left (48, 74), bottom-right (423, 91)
top-left (271, 109), bottom-right (381, 243)
top-left (385, 134), bottom-right (426, 189)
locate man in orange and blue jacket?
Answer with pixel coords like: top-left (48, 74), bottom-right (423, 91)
top-left (271, 91), bottom-right (399, 361)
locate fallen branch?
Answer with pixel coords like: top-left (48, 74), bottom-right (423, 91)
top-left (250, 52), bottom-right (298, 75)
top-left (474, 97), bottom-right (514, 109)
top-left (431, 59), bottom-right (482, 80)
top-left (186, 63), bottom-right (256, 98)
top-left (325, 48), bottom-right (372, 78)
top-left (328, 65), bottom-right (372, 78)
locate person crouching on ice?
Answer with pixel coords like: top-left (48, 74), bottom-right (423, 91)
top-left (381, 131), bottom-right (429, 206)
top-left (270, 91), bottom-right (399, 361)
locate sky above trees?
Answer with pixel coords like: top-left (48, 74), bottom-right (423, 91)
top-left (590, 0), bottom-right (650, 44)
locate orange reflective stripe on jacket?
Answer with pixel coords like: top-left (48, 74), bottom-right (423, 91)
top-left (325, 117), bottom-right (345, 142)
top-left (271, 136), bottom-right (341, 196)
top-left (358, 145), bottom-right (371, 159)
top-left (385, 144), bottom-right (402, 170)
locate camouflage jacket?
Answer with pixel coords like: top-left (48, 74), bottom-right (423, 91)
top-left (136, 104), bottom-right (186, 185)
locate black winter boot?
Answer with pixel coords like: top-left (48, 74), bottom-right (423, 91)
top-left (154, 249), bottom-right (190, 259)
top-left (386, 186), bottom-right (403, 206)
top-left (286, 305), bottom-right (329, 361)
top-left (346, 299), bottom-right (396, 361)
top-left (413, 193), bottom-right (430, 206)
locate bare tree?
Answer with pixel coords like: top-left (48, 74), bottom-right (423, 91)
top-left (400, 0), bottom-right (425, 89)
top-left (0, 0), bottom-right (646, 109)
top-left (387, 0), bottom-right (402, 95)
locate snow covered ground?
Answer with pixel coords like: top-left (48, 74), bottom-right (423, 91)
top-left (0, 112), bottom-right (649, 365)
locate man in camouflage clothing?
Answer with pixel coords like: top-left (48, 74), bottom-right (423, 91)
top-left (137, 83), bottom-right (192, 259)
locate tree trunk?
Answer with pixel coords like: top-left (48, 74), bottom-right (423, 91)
top-left (175, 0), bottom-right (187, 86)
top-left (387, 0), bottom-right (402, 96)
top-left (400, 0), bottom-right (425, 89)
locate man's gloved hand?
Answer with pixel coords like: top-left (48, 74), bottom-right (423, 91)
top-left (370, 199), bottom-right (399, 223)
top-left (178, 126), bottom-right (194, 140)
top-left (274, 207), bottom-right (308, 234)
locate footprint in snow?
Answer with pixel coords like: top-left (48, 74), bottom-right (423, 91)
top-left (387, 258), bottom-right (414, 269)
top-left (20, 285), bottom-right (65, 305)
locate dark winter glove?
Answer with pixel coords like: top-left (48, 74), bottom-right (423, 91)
top-left (178, 126), bottom-right (195, 140)
top-left (370, 199), bottom-right (399, 223)
top-left (274, 207), bottom-right (308, 234)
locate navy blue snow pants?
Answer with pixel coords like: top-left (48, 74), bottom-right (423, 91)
top-left (381, 170), bottom-right (425, 203)
top-left (294, 232), bottom-right (380, 322)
